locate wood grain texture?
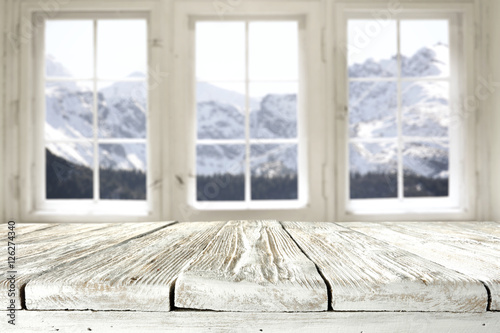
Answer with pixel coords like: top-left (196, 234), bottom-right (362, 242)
top-left (175, 220), bottom-right (328, 312)
top-left (1, 223), bottom-right (57, 241)
top-left (3, 310), bottom-right (500, 333)
top-left (442, 221), bottom-right (500, 238)
top-left (2, 222), bottom-right (171, 309)
top-left (282, 221), bottom-right (487, 312)
top-left (25, 221), bottom-right (225, 311)
top-left (339, 222), bottom-right (500, 311)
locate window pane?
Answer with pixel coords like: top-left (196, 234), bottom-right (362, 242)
top-left (401, 20), bottom-right (449, 78)
top-left (403, 141), bottom-right (449, 197)
top-left (45, 81), bottom-right (94, 140)
top-left (99, 144), bottom-right (146, 200)
top-left (45, 20), bottom-right (93, 78)
top-left (97, 20), bottom-right (147, 79)
top-left (249, 21), bottom-right (298, 80)
top-left (348, 20), bottom-right (397, 78)
top-left (402, 81), bottom-right (449, 137)
top-left (197, 145), bottom-right (245, 201)
top-left (197, 82), bottom-right (245, 140)
top-left (349, 81), bottom-right (397, 138)
top-left (196, 22), bottom-right (245, 81)
top-left (250, 82), bottom-right (298, 139)
top-left (349, 142), bottom-right (397, 199)
top-left (250, 144), bottom-right (298, 200)
top-left (46, 143), bottom-right (93, 199)
top-left (98, 81), bottom-right (147, 138)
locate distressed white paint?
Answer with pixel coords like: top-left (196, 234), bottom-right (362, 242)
top-left (283, 221), bottom-right (488, 312)
top-left (489, 0), bottom-right (500, 220)
top-left (340, 221), bottom-right (500, 310)
top-left (0, 0), bottom-right (5, 224)
top-left (2, 221), bottom-right (172, 308)
top-left (25, 221), bottom-right (223, 311)
top-left (175, 220), bottom-right (328, 312)
top-left (1, 310), bottom-right (500, 333)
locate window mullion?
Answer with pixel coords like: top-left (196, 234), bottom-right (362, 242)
top-left (92, 19), bottom-right (100, 203)
top-left (396, 19), bottom-right (404, 202)
top-left (244, 21), bottom-right (251, 205)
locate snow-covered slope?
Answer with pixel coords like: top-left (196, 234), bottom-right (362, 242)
top-left (46, 44), bottom-right (449, 178)
top-left (45, 57), bottom-right (147, 171)
top-left (349, 44), bottom-right (450, 178)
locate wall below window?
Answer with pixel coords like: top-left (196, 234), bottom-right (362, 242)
top-left (489, 0), bottom-right (500, 220)
top-left (0, 0), bottom-right (5, 223)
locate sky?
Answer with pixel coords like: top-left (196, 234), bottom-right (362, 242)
top-left (195, 21), bottom-right (299, 97)
top-left (45, 19), bottom-right (449, 94)
top-left (45, 19), bottom-right (147, 80)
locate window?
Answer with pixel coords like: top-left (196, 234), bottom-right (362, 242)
top-left (194, 20), bottom-right (301, 208)
top-left (171, 1), bottom-right (326, 221)
top-left (18, 3), bottom-right (163, 222)
top-left (336, 5), bottom-right (475, 219)
top-left (44, 19), bottom-right (148, 202)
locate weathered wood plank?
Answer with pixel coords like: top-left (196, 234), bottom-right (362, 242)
top-left (379, 222), bottom-right (500, 259)
top-left (442, 221), bottom-right (500, 238)
top-left (2, 222), bottom-right (172, 309)
top-left (282, 221), bottom-right (487, 312)
top-left (3, 310), bottom-right (500, 333)
top-left (25, 221), bottom-right (225, 311)
top-left (1, 223), bottom-right (58, 241)
top-left (339, 222), bottom-right (500, 311)
top-left (175, 220), bottom-right (328, 312)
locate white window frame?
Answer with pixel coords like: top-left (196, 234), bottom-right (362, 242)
top-left (171, 1), bottom-right (327, 221)
top-left (333, 3), bottom-right (476, 221)
top-left (18, 0), bottom-right (164, 222)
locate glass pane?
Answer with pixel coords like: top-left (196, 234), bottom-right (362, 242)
top-left (403, 141), bottom-right (449, 197)
top-left (45, 81), bottom-right (94, 140)
top-left (250, 144), bottom-right (298, 200)
top-left (402, 81), bottom-right (449, 137)
top-left (97, 20), bottom-right (147, 79)
top-left (46, 143), bottom-right (93, 199)
top-left (349, 81), bottom-right (397, 138)
top-left (197, 145), bottom-right (245, 201)
top-left (347, 20), bottom-right (397, 78)
top-left (250, 82), bottom-right (298, 139)
top-left (196, 22), bottom-right (245, 81)
top-left (98, 81), bottom-right (147, 138)
top-left (99, 144), bottom-right (146, 200)
top-left (45, 20), bottom-right (93, 78)
top-left (249, 21), bottom-right (298, 80)
top-left (197, 82), bottom-right (245, 140)
top-left (401, 20), bottom-right (449, 78)
top-left (349, 141), bottom-right (397, 199)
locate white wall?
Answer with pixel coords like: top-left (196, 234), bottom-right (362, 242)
top-left (0, 0), bottom-right (5, 223)
top-left (489, 0), bottom-right (500, 220)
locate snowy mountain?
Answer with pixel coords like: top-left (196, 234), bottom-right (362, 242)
top-left (45, 57), bottom-right (147, 171)
top-left (46, 43), bottom-right (449, 180)
top-left (349, 44), bottom-right (450, 179)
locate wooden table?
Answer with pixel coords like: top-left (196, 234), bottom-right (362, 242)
top-left (1, 220), bottom-right (499, 332)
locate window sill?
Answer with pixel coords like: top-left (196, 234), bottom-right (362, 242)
top-left (24, 200), bottom-right (153, 223)
top-left (190, 199), bottom-right (308, 211)
top-left (342, 197), bottom-right (473, 221)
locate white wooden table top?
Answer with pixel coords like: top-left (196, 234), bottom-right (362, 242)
top-left (3, 221), bottom-right (500, 314)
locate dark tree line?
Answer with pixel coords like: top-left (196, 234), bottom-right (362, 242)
top-left (350, 172), bottom-right (448, 199)
top-left (196, 173), bottom-right (298, 201)
top-left (46, 149), bottom-right (146, 200)
top-left (47, 149), bottom-right (447, 202)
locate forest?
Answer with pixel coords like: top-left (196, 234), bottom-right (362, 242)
top-left (46, 149), bottom-right (147, 200)
top-left (47, 149), bottom-right (448, 201)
